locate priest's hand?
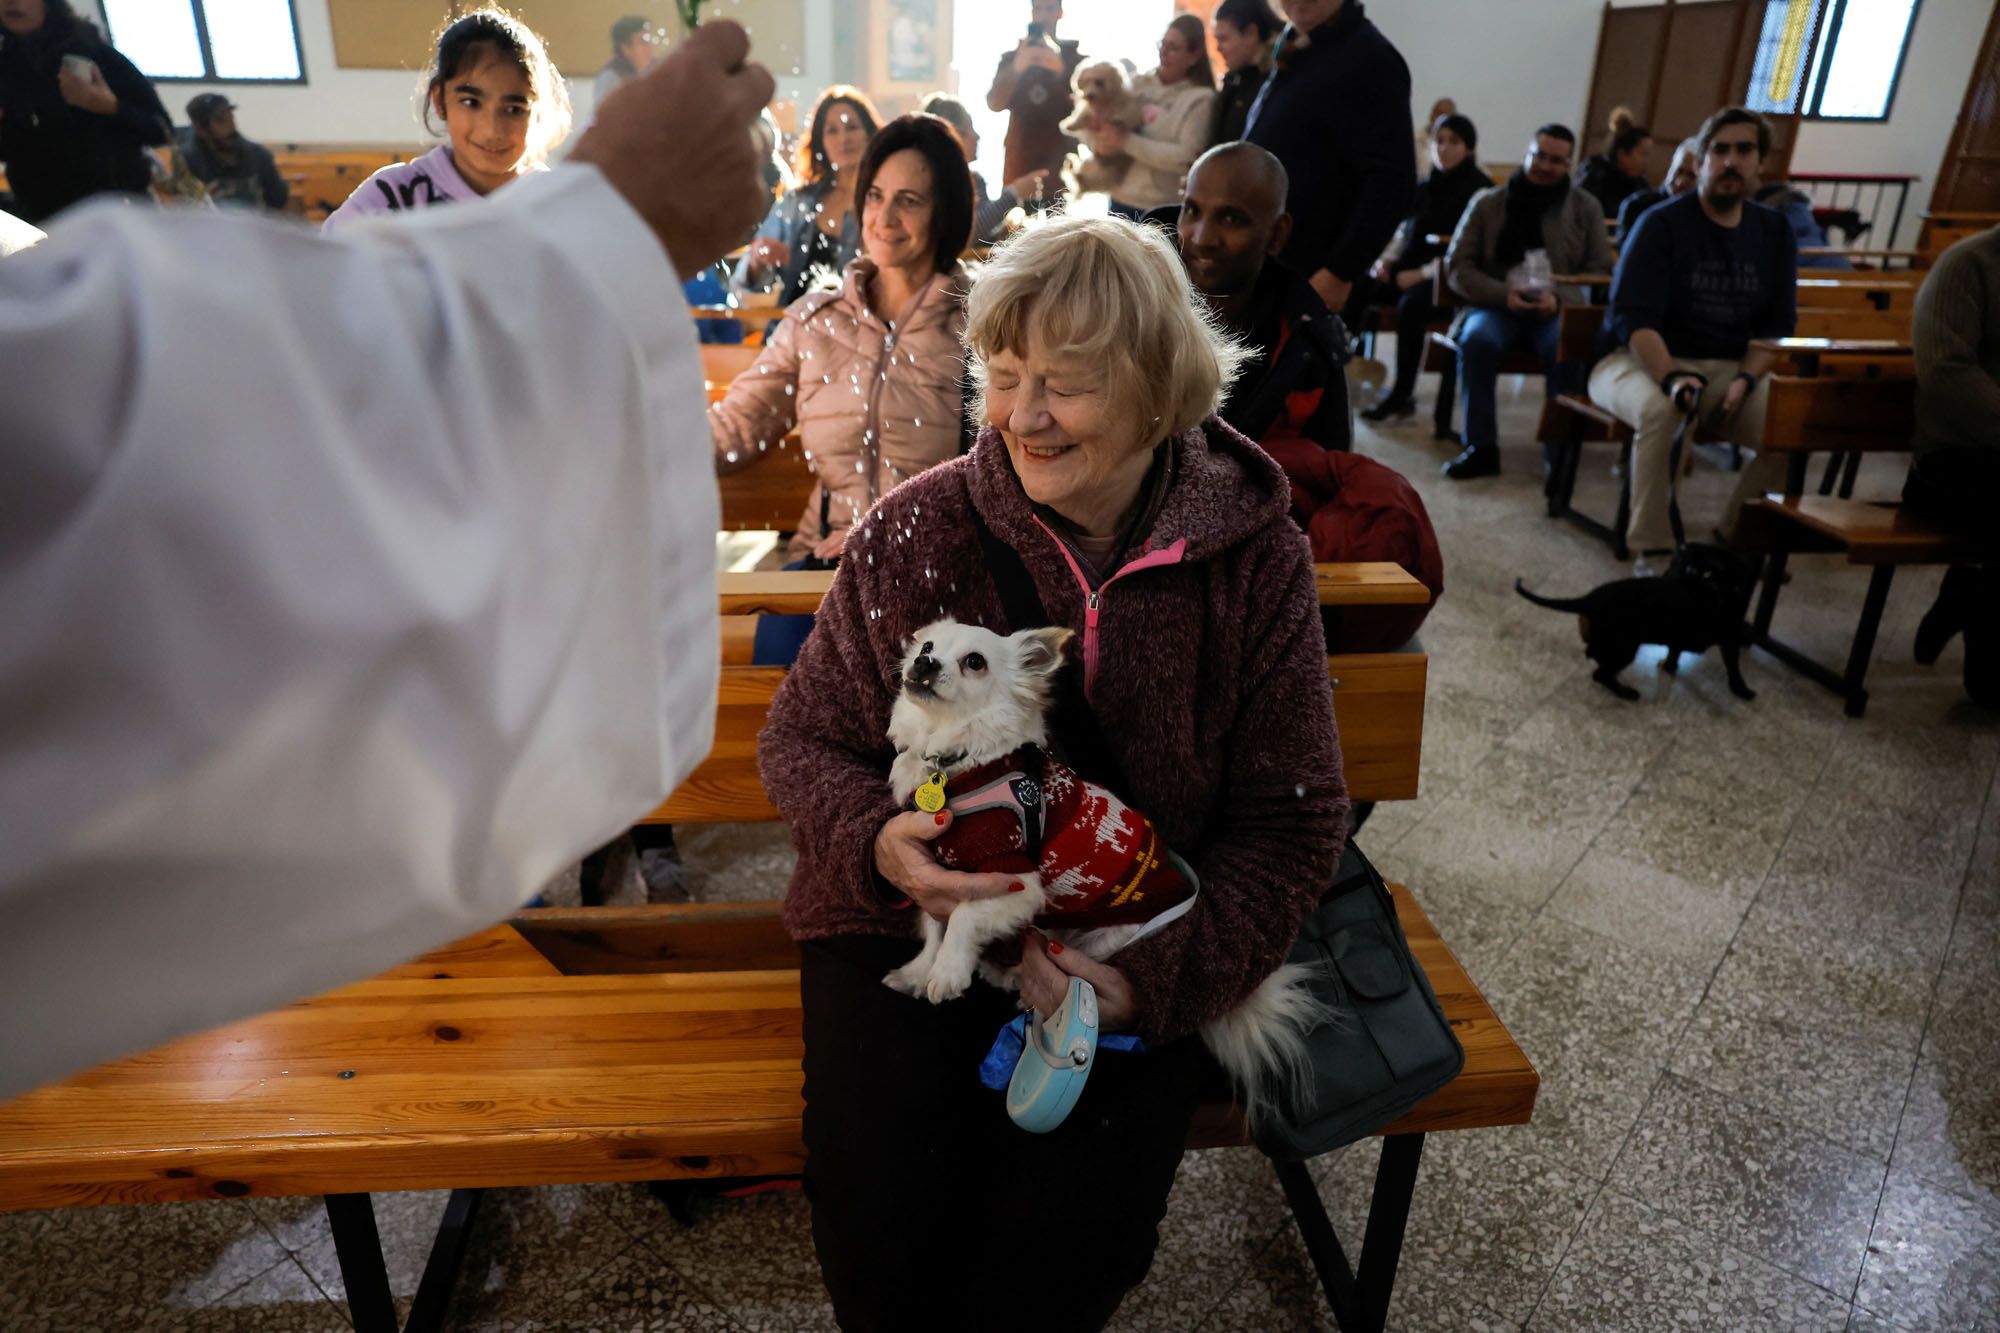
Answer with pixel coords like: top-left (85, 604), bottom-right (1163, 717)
top-left (572, 21), bottom-right (777, 279)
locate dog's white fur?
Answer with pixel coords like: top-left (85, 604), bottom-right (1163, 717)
top-left (1059, 61), bottom-right (1147, 196)
top-left (885, 617), bottom-right (1335, 1126)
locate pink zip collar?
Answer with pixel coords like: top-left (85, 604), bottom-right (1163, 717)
top-left (1028, 514), bottom-right (1187, 699)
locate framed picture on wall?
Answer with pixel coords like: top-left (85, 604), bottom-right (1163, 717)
top-left (870, 0), bottom-right (950, 95)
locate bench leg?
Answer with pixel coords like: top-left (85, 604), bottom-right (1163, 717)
top-left (1842, 566), bottom-right (1895, 719)
top-left (325, 1194), bottom-right (399, 1333)
top-left (1752, 549), bottom-right (1789, 639)
top-left (324, 1188), bottom-right (483, 1333)
top-left (1272, 1132), bottom-right (1425, 1333)
top-left (1612, 442), bottom-right (1633, 562)
top-left (1433, 358), bottom-right (1458, 440)
top-left (1547, 411), bottom-right (1581, 517)
top-left (1817, 451), bottom-right (1844, 496)
top-left (1839, 450), bottom-right (1863, 500)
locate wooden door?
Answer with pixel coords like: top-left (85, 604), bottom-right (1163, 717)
top-left (1581, 0), bottom-right (1797, 184)
top-left (1930, 0), bottom-right (2000, 212)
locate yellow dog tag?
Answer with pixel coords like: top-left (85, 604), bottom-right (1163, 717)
top-left (914, 772), bottom-right (948, 814)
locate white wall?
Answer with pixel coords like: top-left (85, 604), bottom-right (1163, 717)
top-left (1369, 0), bottom-right (1625, 170)
top-left (84, 0), bottom-right (837, 149)
top-left (1788, 0), bottom-right (1989, 235)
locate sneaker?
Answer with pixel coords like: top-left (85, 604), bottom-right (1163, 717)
top-left (1631, 549), bottom-right (1672, 578)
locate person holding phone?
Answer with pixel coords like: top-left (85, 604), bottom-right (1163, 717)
top-left (984, 0), bottom-right (1082, 209)
top-left (0, 0), bottom-right (170, 223)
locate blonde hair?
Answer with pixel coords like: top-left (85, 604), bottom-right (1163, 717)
top-left (965, 214), bottom-right (1249, 449)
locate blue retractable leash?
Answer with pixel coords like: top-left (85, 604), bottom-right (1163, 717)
top-left (1005, 977), bottom-right (1099, 1133)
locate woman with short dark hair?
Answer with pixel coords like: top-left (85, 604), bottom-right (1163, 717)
top-left (0, 0), bottom-right (169, 223)
top-left (734, 85), bottom-right (882, 305)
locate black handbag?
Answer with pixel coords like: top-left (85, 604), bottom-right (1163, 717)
top-left (1252, 839), bottom-right (1464, 1161)
top-left (968, 509), bottom-right (1462, 1159)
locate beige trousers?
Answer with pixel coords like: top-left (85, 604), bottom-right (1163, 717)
top-left (1587, 351), bottom-right (1787, 553)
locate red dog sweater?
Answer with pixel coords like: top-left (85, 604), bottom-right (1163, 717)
top-left (924, 746), bottom-right (1198, 932)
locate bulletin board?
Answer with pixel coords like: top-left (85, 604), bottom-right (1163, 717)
top-left (327, 0), bottom-right (457, 71)
top-left (327, 0), bottom-right (806, 80)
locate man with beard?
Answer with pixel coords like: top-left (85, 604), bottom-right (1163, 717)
top-left (1175, 141), bottom-right (1349, 452)
top-left (177, 93), bottom-right (288, 211)
top-left (1590, 107), bottom-right (1797, 575)
top-left (1439, 122), bottom-right (1611, 479)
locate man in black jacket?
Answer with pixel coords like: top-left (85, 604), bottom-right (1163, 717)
top-left (1174, 142), bottom-right (1350, 452)
top-left (1244, 0), bottom-right (1414, 320)
top-left (179, 94), bottom-right (289, 211)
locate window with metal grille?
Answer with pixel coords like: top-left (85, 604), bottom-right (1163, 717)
top-left (102, 0), bottom-right (305, 84)
top-left (1743, 0), bottom-right (1920, 122)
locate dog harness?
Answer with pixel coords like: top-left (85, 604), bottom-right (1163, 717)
top-left (923, 746), bottom-right (1198, 931)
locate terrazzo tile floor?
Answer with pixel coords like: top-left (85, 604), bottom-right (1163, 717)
top-left (3, 371), bottom-right (1996, 1330)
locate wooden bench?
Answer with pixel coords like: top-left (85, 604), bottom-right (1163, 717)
top-left (0, 562), bottom-right (1536, 1333)
top-left (1544, 303), bottom-right (1917, 558)
top-left (651, 564), bottom-right (1435, 827)
top-left (269, 145), bottom-right (422, 222)
top-left (1916, 211), bottom-right (2000, 264)
top-left (1731, 373), bottom-right (1974, 717)
top-left (1752, 339), bottom-right (1915, 498)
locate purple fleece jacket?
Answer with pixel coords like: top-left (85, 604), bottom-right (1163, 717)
top-left (757, 419), bottom-right (1349, 1044)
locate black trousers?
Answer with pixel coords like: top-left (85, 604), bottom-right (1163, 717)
top-left (798, 935), bottom-right (1213, 1333)
top-left (1350, 274), bottom-right (1440, 403)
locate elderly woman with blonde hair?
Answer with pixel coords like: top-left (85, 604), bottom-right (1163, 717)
top-left (758, 214), bottom-right (1349, 1329)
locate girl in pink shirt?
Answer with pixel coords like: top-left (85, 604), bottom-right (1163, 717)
top-left (324, 9), bottom-right (571, 234)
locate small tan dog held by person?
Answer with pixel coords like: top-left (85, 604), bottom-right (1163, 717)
top-left (884, 617), bottom-right (1331, 1122)
top-left (1060, 61), bottom-right (1146, 196)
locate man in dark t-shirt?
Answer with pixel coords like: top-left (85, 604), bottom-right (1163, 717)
top-left (1589, 107), bottom-right (1797, 573)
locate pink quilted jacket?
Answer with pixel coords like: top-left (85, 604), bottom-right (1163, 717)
top-left (709, 257), bottom-right (970, 561)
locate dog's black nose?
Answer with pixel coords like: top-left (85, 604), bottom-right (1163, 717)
top-left (909, 654), bottom-right (942, 684)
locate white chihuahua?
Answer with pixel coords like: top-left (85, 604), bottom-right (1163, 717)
top-left (884, 617), bottom-right (1332, 1123)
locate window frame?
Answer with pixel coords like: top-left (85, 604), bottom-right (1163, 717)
top-left (1794, 0), bottom-right (1922, 123)
top-left (103, 0), bottom-right (310, 87)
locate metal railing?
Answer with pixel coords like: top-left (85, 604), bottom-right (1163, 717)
top-left (1785, 173), bottom-right (1919, 251)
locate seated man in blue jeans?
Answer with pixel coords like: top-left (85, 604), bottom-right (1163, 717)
top-left (1440, 123), bottom-right (1612, 479)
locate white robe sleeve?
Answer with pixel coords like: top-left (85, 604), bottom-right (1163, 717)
top-left (0, 165), bottom-right (719, 1098)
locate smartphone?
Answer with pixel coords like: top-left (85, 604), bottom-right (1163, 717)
top-left (1026, 21), bottom-right (1044, 38)
top-left (61, 54), bottom-right (97, 80)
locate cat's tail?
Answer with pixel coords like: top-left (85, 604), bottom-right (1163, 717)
top-left (1514, 578), bottom-right (1593, 614)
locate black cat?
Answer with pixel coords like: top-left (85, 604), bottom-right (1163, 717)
top-left (1515, 544), bottom-right (1758, 701)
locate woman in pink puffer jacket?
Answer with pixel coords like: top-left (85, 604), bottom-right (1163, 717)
top-left (711, 113), bottom-right (976, 573)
